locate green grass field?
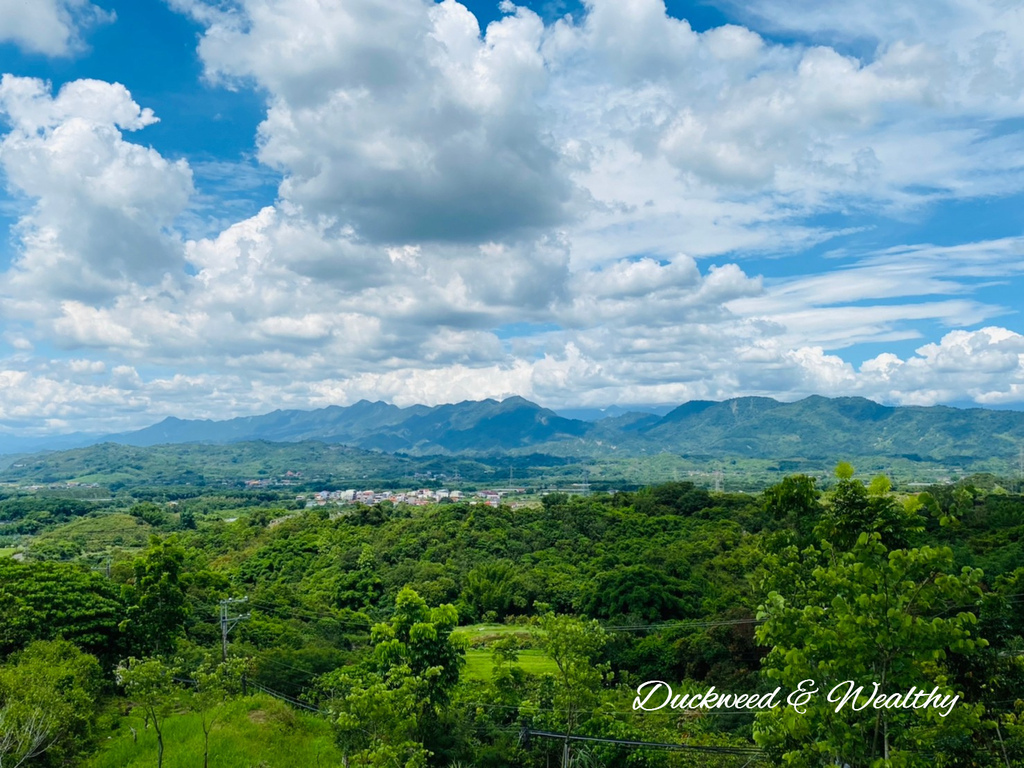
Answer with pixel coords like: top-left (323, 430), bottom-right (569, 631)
top-left (454, 623), bottom-right (558, 680)
top-left (463, 649), bottom-right (559, 681)
top-left (0, 547), bottom-right (20, 557)
top-left (87, 695), bottom-right (344, 768)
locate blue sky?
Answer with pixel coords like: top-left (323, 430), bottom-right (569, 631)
top-left (1, 0), bottom-right (1023, 435)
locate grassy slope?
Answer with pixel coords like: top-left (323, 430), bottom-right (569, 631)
top-left (464, 649), bottom-right (559, 681)
top-left (87, 695), bottom-right (343, 768)
top-left (34, 513), bottom-right (155, 552)
top-left (454, 623), bottom-right (560, 681)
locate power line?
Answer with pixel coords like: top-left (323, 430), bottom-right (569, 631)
top-left (462, 700), bottom-right (763, 718)
top-left (245, 600), bottom-right (374, 629)
top-left (256, 657), bottom-right (322, 679)
top-left (248, 681), bottom-right (326, 714)
top-left (520, 728), bottom-right (765, 758)
top-left (220, 597), bottom-right (250, 661)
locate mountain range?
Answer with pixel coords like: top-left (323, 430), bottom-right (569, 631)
top-left (4, 395), bottom-right (1024, 467)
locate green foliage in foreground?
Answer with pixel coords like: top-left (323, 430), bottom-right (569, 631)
top-left (85, 695), bottom-right (345, 768)
top-left (0, 640), bottom-right (103, 768)
top-left (4, 468), bottom-right (1024, 767)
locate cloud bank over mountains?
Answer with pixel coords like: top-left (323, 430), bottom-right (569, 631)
top-left (1, 0), bottom-right (1024, 434)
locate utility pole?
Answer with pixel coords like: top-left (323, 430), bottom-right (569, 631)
top-left (220, 597), bottom-right (250, 661)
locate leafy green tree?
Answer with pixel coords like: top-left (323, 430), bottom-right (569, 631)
top-left (371, 588), bottom-right (465, 711)
top-left (581, 564), bottom-right (693, 623)
top-left (755, 531), bottom-right (991, 766)
top-left (0, 639), bottom-right (102, 768)
top-left (763, 474), bottom-right (822, 543)
top-left (179, 508), bottom-right (197, 530)
top-left (461, 561), bottom-right (522, 622)
top-left (490, 634), bottom-right (522, 672)
top-left (319, 588), bottom-right (466, 766)
top-left (0, 559), bottom-right (122, 664)
top-left (541, 493), bottom-right (570, 511)
top-left (120, 537), bottom-right (190, 656)
top-left (129, 502), bottom-right (172, 528)
top-left (488, 635), bottom-right (528, 707)
top-left (536, 614), bottom-right (610, 750)
top-left (632, 481), bottom-right (711, 516)
top-left (818, 463), bottom-right (922, 550)
top-left (336, 544), bottom-right (385, 611)
top-left (328, 673), bottom-right (430, 768)
top-left (116, 657), bottom-right (179, 768)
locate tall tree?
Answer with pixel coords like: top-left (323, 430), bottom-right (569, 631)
top-left (754, 470), bottom-right (993, 766)
top-left (120, 536), bottom-right (190, 656)
top-left (537, 614), bottom-right (610, 765)
top-left (186, 655), bottom-right (246, 768)
top-left (319, 588), bottom-right (466, 767)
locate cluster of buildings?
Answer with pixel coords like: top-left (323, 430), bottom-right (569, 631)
top-left (8, 481), bottom-right (102, 491)
top-left (302, 488), bottom-right (512, 508)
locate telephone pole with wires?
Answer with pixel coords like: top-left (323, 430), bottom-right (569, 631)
top-left (219, 597), bottom-right (250, 661)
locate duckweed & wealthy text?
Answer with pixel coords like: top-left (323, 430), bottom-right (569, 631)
top-left (633, 679), bottom-right (961, 717)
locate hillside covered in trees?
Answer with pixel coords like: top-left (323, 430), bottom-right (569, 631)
top-left (1, 466), bottom-right (1023, 767)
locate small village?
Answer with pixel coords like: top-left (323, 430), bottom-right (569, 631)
top-left (299, 487), bottom-right (526, 508)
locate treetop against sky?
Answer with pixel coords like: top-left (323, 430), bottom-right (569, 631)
top-left (1, 0), bottom-right (1024, 436)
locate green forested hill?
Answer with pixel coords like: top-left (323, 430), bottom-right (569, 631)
top-left (5, 396), bottom-right (1024, 471)
top-left (0, 441), bottom-right (421, 487)
top-left (2, 472), bottom-right (1024, 767)
top-left (631, 395), bottom-right (1024, 461)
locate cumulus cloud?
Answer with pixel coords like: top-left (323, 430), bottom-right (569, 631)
top-left (0, 76), bottom-right (194, 304)
top-left (855, 327), bottom-right (1024, 405)
top-left (179, 0), bottom-right (576, 243)
top-left (0, 0), bottom-right (113, 56)
top-left (3, 0), bottom-right (1024, 434)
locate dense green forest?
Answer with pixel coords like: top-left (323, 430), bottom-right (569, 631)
top-left (1, 466), bottom-right (1023, 767)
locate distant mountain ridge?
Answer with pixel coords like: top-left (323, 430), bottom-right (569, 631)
top-left (98, 396), bottom-right (588, 455)
top-left (4, 395), bottom-right (1024, 465)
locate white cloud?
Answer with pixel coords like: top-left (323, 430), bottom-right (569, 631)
top-left (181, 0), bottom-right (575, 244)
top-left (855, 327), bottom-right (1024, 405)
top-left (0, 0), bottom-right (113, 56)
top-left (3, 1), bottom-right (1024, 434)
top-left (0, 76), bottom-right (194, 304)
